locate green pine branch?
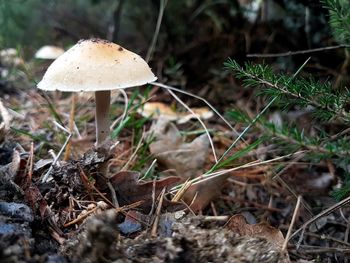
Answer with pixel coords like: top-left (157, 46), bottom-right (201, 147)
top-left (224, 59), bottom-right (350, 123)
top-left (227, 109), bottom-right (350, 159)
top-left (323, 0), bottom-right (350, 44)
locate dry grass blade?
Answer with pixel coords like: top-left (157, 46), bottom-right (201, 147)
top-left (170, 150), bottom-right (306, 193)
top-left (164, 88), bottom-right (217, 162)
top-left (152, 82), bottom-right (241, 138)
top-left (171, 179), bottom-right (192, 202)
top-left (41, 132), bottom-right (72, 182)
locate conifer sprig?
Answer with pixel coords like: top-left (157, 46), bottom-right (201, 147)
top-left (224, 59), bottom-right (350, 123)
top-left (323, 0), bottom-right (350, 43)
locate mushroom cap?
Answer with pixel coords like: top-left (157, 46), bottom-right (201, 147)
top-left (37, 39), bottom-right (157, 92)
top-left (35, 45), bottom-right (65, 59)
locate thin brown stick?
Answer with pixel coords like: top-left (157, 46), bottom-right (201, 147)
top-left (283, 195), bottom-right (302, 251)
top-left (247, 44), bottom-right (350, 58)
top-left (64, 203), bottom-right (101, 227)
top-left (151, 188), bottom-right (166, 237)
top-left (64, 201), bottom-right (143, 227)
top-left (27, 142), bottom-right (34, 181)
top-left (304, 232), bottom-right (350, 247)
top-left (290, 246), bottom-right (350, 254)
top-left (78, 165), bottom-right (116, 208)
top-left (289, 195), bottom-right (350, 242)
top-left (106, 181), bottom-right (119, 208)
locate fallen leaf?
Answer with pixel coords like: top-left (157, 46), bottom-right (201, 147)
top-left (139, 102), bottom-right (178, 121)
top-left (149, 118), bottom-right (210, 178)
top-left (139, 102), bottom-right (213, 124)
top-left (109, 171), bottom-right (182, 213)
top-left (226, 214), bottom-right (286, 250)
top-left (177, 107), bottom-right (214, 124)
top-left (25, 185), bottom-right (48, 219)
top-left (0, 150), bottom-right (24, 195)
top-left (182, 174), bottom-right (229, 211)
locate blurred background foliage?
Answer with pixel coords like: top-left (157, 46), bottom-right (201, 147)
top-left (0, 0), bottom-right (346, 106)
top-left (0, 0), bottom-right (332, 63)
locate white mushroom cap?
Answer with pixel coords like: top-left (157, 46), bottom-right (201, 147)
top-left (35, 45), bottom-right (65, 60)
top-left (37, 39), bottom-right (157, 92)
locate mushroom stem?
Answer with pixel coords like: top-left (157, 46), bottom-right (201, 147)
top-left (95, 90), bottom-right (111, 146)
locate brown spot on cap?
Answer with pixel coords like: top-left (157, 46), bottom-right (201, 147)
top-left (118, 47), bottom-right (123, 51)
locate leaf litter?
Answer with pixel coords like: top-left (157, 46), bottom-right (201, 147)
top-left (1, 52), bottom-right (348, 263)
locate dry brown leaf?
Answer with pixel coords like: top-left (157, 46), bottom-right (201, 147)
top-left (227, 215), bottom-right (291, 263)
top-left (149, 118), bottom-right (209, 178)
top-left (139, 102), bottom-right (178, 121)
top-left (0, 150), bottom-right (23, 195)
top-left (226, 214), bottom-right (286, 249)
top-left (182, 174), bottom-right (229, 211)
top-left (109, 171), bottom-right (182, 212)
top-left (139, 102), bottom-right (213, 124)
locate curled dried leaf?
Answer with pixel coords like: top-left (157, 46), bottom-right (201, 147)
top-left (149, 118), bottom-right (209, 178)
top-left (226, 214), bottom-right (286, 250)
top-left (109, 171), bottom-right (182, 213)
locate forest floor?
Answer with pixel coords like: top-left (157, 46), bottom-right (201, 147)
top-left (1, 49), bottom-right (349, 263)
top-left (1, 2), bottom-right (350, 262)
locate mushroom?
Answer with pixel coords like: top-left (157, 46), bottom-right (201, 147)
top-left (37, 38), bottom-right (156, 146)
top-left (35, 45), bottom-right (65, 60)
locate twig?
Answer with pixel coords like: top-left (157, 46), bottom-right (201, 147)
top-left (329, 126), bottom-right (350, 141)
top-left (27, 142), bottom-right (34, 181)
top-left (149, 178), bottom-right (157, 216)
top-left (290, 246), bottom-right (350, 254)
top-left (289, 195), bottom-right (350, 242)
top-left (247, 44), bottom-right (350, 58)
top-left (64, 201), bottom-right (108, 227)
top-left (107, 181), bottom-right (120, 208)
top-left (304, 232), bottom-right (350, 247)
top-left (151, 188), bottom-right (166, 237)
top-left (283, 195), bottom-right (302, 251)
